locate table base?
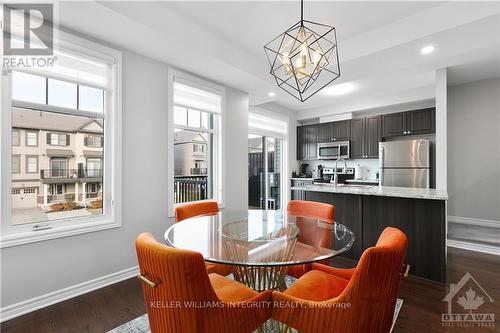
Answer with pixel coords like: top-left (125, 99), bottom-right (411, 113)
top-left (232, 265), bottom-right (289, 292)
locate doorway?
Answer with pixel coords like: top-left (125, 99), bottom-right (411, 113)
top-left (248, 135), bottom-right (282, 210)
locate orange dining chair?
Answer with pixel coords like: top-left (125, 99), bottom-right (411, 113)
top-left (174, 201), bottom-right (233, 276)
top-left (286, 200), bottom-right (335, 278)
top-left (272, 227), bottom-right (408, 333)
top-left (136, 233), bottom-right (271, 333)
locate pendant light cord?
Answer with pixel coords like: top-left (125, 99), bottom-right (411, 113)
top-left (300, 0), bottom-right (304, 25)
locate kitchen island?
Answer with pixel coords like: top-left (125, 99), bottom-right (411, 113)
top-left (291, 183), bottom-right (448, 283)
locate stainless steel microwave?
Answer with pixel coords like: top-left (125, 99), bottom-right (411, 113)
top-left (317, 141), bottom-right (350, 160)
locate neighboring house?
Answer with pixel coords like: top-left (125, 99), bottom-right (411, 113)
top-left (174, 130), bottom-right (208, 177)
top-left (11, 108), bottom-right (103, 209)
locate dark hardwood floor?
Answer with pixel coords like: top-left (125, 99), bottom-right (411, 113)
top-left (2, 247), bottom-right (499, 333)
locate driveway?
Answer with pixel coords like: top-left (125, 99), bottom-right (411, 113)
top-left (11, 208), bottom-right (48, 225)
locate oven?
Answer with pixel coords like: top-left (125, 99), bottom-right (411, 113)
top-left (317, 141), bottom-right (350, 160)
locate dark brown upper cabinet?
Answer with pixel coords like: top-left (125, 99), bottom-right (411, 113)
top-left (296, 126), bottom-right (307, 160)
top-left (350, 116), bottom-right (381, 159)
top-left (407, 108), bottom-right (435, 135)
top-left (318, 120), bottom-right (351, 142)
top-left (297, 124), bottom-right (318, 160)
top-left (382, 108), bottom-right (435, 138)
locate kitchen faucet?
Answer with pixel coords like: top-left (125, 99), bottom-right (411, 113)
top-left (331, 158), bottom-right (348, 188)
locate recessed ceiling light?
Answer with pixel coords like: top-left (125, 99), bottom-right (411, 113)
top-left (322, 83), bottom-right (356, 96)
top-left (421, 45), bottom-right (435, 55)
top-left (268, 92), bottom-right (276, 97)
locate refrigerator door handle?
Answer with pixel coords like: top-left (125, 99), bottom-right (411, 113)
top-left (379, 145), bottom-right (384, 187)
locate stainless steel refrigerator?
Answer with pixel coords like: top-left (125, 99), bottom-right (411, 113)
top-left (379, 139), bottom-right (430, 188)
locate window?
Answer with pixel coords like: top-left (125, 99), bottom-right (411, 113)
top-left (86, 158), bottom-right (102, 177)
top-left (26, 156), bottom-right (38, 174)
top-left (48, 133), bottom-right (68, 146)
top-left (24, 188), bottom-right (36, 194)
top-left (170, 75), bottom-right (223, 210)
top-left (26, 131), bottom-right (38, 146)
top-left (1, 30), bottom-right (122, 246)
top-left (12, 129), bottom-right (20, 146)
top-left (12, 71), bottom-right (46, 104)
top-left (12, 155), bottom-right (20, 174)
top-left (85, 135), bottom-right (102, 148)
top-left (48, 78), bottom-right (77, 109)
top-left (248, 110), bottom-right (289, 211)
top-left (50, 158), bottom-right (68, 178)
top-left (193, 144), bottom-right (204, 153)
top-left (12, 189), bottom-right (21, 195)
top-left (79, 86), bottom-right (104, 112)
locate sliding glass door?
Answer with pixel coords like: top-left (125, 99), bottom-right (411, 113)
top-left (248, 135), bottom-right (282, 210)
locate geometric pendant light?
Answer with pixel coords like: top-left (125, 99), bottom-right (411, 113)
top-left (264, 0), bottom-right (340, 102)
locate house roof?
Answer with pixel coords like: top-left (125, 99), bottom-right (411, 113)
top-left (83, 150), bottom-right (103, 158)
top-left (174, 130), bottom-right (208, 145)
top-left (46, 149), bottom-right (74, 157)
top-left (12, 107), bottom-right (103, 133)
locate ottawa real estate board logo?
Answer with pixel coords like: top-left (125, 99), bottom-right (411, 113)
top-left (3, 3), bottom-right (55, 69)
top-left (442, 272), bottom-right (495, 328)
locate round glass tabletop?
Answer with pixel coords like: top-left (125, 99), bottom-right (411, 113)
top-left (165, 210), bottom-right (355, 267)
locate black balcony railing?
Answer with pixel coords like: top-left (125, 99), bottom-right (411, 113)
top-left (174, 176), bottom-right (208, 204)
top-left (40, 169), bottom-right (103, 179)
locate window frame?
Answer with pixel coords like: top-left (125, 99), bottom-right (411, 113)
top-left (48, 132), bottom-right (67, 146)
top-left (248, 107), bottom-right (290, 211)
top-left (0, 30), bottom-right (122, 248)
top-left (11, 155), bottom-right (20, 174)
top-left (25, 155), bottom-right (39, 174)
top-left (12, 129), bottom-right (20, 146)
top-left (25, 130), bottom-right (38, 147)
top-left (167, 69), bottom-right (225, 217)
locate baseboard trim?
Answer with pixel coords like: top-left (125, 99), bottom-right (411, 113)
top-left (448, 216), bottom-right (500, 229)
top-left (448, 239), bottom-right (500, 256)
top-left (0, 266), bottom-right (139, 323)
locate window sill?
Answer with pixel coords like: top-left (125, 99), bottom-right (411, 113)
top-left (0, 219), bottom-right (121, 248)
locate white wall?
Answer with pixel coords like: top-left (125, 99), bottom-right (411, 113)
top-left (1, 53), bottom-right (250, 312)
top-left (447, 78), bottom-right (500, 222)
top-left (1, 50), bottom-right (169, 307)
top-left (224, 87), bottom-right (249, 211)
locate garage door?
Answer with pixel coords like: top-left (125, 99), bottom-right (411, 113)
top-left (12, 188), bottom-right (38, 209)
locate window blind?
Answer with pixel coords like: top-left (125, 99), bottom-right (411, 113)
top-left (249, 112), bottom-right (288, 138)
top-left (174, 81), bottom-right (222, 114)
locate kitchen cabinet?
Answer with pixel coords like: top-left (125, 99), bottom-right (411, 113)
top-left (350, 116), bottom-right (381, 159)
top-left (381, 112), bottom-right (406, 137)
top-left (407, 108), bottom-right (435, 135)
top-left (296, 126), bottom-right (307, 160)
top-left (382, 108), bottom-right (435, 138)
top-left (318, 120), bottom-right (350, 142)
top-left (296, 124), bottom-right (318, 160)
top-left (365, 116), bottom-right (381, 158)
top-left (304, 191), bottom-right (446, 282)
top-left (334, 120), bottom-right (351, 141)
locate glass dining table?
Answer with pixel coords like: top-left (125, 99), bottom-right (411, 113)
top-left (165, 209), bottom-right (354, 292)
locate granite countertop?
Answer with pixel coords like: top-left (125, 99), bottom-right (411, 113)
top-left (291, 184), bottom-right (448, 200)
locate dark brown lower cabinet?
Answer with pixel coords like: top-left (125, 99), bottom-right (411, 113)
top-left (305, 192), bottom-right (363, 261)
top-left (304, 191), bottom-right (446, 283)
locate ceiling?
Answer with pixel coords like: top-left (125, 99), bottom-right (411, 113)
top-left (59, 1), bottom-right (500, 118)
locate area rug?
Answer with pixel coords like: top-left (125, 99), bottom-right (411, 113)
top-left (108, 298), bottom-right (403, 333)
